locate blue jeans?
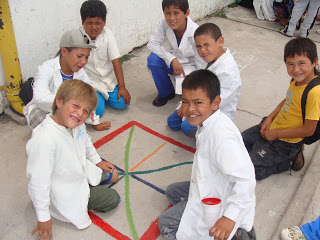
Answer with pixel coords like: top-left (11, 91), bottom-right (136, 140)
top-left (95, 85), bottom-right (128, 116)
top-left (301, 216), bottom-right (320, 240)
top-left (241, 118), bottom-right (303, 180)
top-left (167, 110), bottom-right (197, 137)
top-left (147, 53), bottom-right (175, 98)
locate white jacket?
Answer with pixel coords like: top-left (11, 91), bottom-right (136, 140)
top-left (23, 56), bottom-right (100, 127)
top-left (26, 115), bottom-right (103, 229)
top-left (206, 48), bottom-right (242, 121)
top-left (147, 17), bottom-right (204, 94)
top-left (176, 110), bottom-right (256, 240)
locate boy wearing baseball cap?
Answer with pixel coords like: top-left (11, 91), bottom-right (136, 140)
top-left (23, 29), bottom-right (111, 131)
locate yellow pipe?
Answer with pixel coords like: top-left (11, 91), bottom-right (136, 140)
top-left (0, 0), bottom-right (24, 115)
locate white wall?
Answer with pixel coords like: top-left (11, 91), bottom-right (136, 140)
top-left (0, 0), bottom-right (233, 95)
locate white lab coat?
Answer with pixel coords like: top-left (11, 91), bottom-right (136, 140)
top-left (26, 115), bottom-right (103, 229)
top-left (253, 0), bottom-right (276, 21)
top-left (147, 17), bottom-right (204, 94)
top-left (81, 27), bottom-right (121, 100)
top-left (23, 56), bottom-right (99, 127)
top-left (176, 110), bottom-right (256, 240)
top-left (206, 48), bottom-right (242, 121)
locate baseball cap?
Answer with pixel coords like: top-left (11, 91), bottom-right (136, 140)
top-left (59, 29), bottom-right (96, 49)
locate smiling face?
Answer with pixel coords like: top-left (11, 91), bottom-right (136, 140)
top-left (181, 87), bottom-right (220, 126)
top-left (53, 97), bottom-right (91, 129)
top-left (286, 53), bottom-right (317, 86)
top-left (195, 34), bottom-right (224, 63)
top-left (60, 48), bottom-right (90, 75)
top-left (163, 5), bottom-right (189, 34)
top-left (82, 16), bottom-right (106, 40)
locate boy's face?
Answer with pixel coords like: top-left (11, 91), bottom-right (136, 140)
top-left (53, 97), bottom-right (91, 129)
top-left (181, 87), bottom-right (220, 126)
top-left (286, 53), bottom-right (317, 86)
top-left (60, 48), bottom-right (90, 75)
top-left (195, 34), bottom-right (224, 63)
top-left (163, 5), bottom-right (189, 33)
top-left (82, 17), bottom-right (106, 40)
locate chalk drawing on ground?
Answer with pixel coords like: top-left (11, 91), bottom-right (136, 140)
top-left (231, 50), bottom-right (259, 72)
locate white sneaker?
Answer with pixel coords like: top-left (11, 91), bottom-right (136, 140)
top-left (281, 226), bottom-right (307, 240)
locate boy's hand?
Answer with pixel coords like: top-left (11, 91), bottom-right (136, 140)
top-left (31, 219), bottom-right (52, 240)
top-left (261, 129), bottom-right (278, 141)
top-left (209, 216), bottom-right (235, 240)
top-left (97, 161), bottom-right (115, 173)
top-left (177, 108), bottom-right (184, 118)
top-left (260, 117), bottom-right (272, 134)
top-left (171, 59), bottom-right (185, 77)
top-left (117, 86), bottom-right (131, 105)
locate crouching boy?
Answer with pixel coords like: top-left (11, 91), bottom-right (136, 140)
top-left (26, 80), bottom-right (120, 239)
top-left (158, 70), bottom-right (256, 240)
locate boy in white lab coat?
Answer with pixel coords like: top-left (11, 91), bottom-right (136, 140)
top-left (158, 70), bottom-right (256, 240)
top-left (26, 80), bottom-right (119, 240)
top-left (147, 0), bottom-right (203, 107)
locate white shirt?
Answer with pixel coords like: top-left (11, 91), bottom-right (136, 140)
top-left (81, 27), bottom-right (121, 100)
top-left (206, 48), bottom-right (242, 121)
top-left (147, 17), bottom-right (204, 94)
top-left (23, 56), bottom-right (99, 127)
top-left (26, 115), bottom-right (103, 229)
top-left (176, 110), bottom-right (256, 240)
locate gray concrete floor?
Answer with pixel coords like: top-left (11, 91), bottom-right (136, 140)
top-left (1, 5), bottom-right (320, 240)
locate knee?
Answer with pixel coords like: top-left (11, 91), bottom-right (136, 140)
top-left (181, 120), bottom-right (196, 137)
top-left (167, 111), bottom-right (182, 131)
top-left (147, 53), bottom-right (163, 68)
top-left (105, 189), bottom-right (120, 211)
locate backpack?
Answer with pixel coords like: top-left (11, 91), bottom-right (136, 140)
top-left (19, 77), bottom-right (34, 105)
top-left (273, 0), bottom-right (294, 20)
top-left (301, 77), bottom-right (320, 145)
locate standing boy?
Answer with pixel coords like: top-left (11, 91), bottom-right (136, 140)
top-left (159, 70), bottom-right (256, 240)
top-left (27, 80), bottom-right (120, 240)
top-left (147, 0), bottom-right (204, 107)
top-left (80, 0), bottom-right (131, 117)
top-left (168, 23), bottom-right (242, 137)
top-left (242, 37), bottom-right (320, 180)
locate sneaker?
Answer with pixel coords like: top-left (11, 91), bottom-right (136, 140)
top-left (290, 146), bottom-right (305, 171)
top-left (152, 91), bottom-right (175, 107)
top-left (281, 226), bottom-right (307, 240)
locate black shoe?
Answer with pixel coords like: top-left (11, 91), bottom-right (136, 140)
top-left (152, 91), bottom-right (175, 107)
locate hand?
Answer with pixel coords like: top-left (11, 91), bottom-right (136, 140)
top-left (171, 59), bottom-right (185, 77)
top-left (209, 216), bottom-right (235, 240)
top-left (261, 129), bottom-right (278, 141)
top-left (177, 108), bottom-right (184, 118)
top-left (117, 86), bottom-right (131, 105)
top-left (31, 219), bottom-right (52, 240)
top-left (96, 161), bottom-right (115, 173)
top-left (260, 117), bottom-right (272, 134)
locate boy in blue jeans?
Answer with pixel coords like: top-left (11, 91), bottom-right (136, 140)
top-left (159, 70), bottom-right (256, 240)
top-left (80, 0), bottom-right (131, 120)
top-left (147, 0), bottom-right (203, 107)
top-left (167, 23), bottom-right (241, 137)
top-left (27, 80), bottom-right (119, 240)
top-left (242, 37), bottom-right (320, 180)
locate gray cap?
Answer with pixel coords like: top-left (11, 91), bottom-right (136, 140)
top-left (59, 29), bottom-right (96, 49)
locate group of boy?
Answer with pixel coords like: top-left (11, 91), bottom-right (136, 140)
top-left (26, 0), bottom-right (320, 240)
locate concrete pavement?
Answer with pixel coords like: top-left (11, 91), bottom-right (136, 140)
top-left (1, 4), bottom-right (320, 240)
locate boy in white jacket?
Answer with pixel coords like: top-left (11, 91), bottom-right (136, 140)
top-left (158, 70), bottom-right (256, 240)
top-left (147, 0), bottom-right (203, 107)
top-left (26, 80), bottom-right (119, 240)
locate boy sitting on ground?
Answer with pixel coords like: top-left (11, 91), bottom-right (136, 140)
top-left (27, 80), bottom-right (120, 240)
top-left (168, 23), bottom-right (242, 137)
top-left (242, 37), bottom-right (320, 180)
top-left (147, 0), bottom-right (203, 107)
top-left (159, 70), bottom-right (256, 240)
top-left (80, 0), bottom-right (131, 117)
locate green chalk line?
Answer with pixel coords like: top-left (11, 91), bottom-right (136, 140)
top-left (124, 126), bottom-right (139, 240)
top-left (130, 161), bottom-right (193, 175)
top-left (108, 175), bottom-right (125, 189)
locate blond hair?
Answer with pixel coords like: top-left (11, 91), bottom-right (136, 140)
top-left (52, 79), bottom-right (97, 114)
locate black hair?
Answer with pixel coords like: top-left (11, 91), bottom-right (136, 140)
top-left (194, 23), bottom-right (222, 41)
top-left (182, 69), bottom-right (220, 102)
top-left (162, 0), bottom-right (189, 14)
top-left (80, 0), bottom-right (107, 22)
top-left (55, 47), bottom-right (75, 57)
top-left (284, 37), bottom-right (319, 75)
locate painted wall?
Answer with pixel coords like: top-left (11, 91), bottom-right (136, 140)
top-left (0, 0), bottom-right (233, 112)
